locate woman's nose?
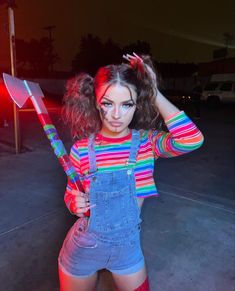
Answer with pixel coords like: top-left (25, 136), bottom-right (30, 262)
top-left (112, 106), bottom-right (121, 119)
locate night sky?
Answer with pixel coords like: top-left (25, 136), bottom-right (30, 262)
top-left (0, 0), bottom-right (235, 70)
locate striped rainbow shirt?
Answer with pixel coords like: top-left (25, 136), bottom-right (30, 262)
top-left (65, 111), bottom-right (204, 207)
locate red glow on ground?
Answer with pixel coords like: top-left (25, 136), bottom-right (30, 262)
top-left (0, 79), bottom-right (61, 110)
top-left (21, 94), bottom-right (61, 111)
top-left (0, 80), bottom-right (13, 125)
top-left (0, 79), bottom-right (61, 127)
top-left (0, 79), bottom-right (12, 101)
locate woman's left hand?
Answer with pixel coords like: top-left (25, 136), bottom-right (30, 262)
top-left (123, 52), bottom-right (157, 85)
top-left (123, 52), bottom-right (143, 66)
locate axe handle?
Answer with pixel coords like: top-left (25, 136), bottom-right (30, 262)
top-left (38, 113), bottom-right (90, 217)
top-left (37, 112), bottom-right (90, 217)
top-left (27, 93), bottom-right (83, 191)
top-left (37, 112), bottom-right (84, 191)
top-left (23, 80), bottom-right (89, 216)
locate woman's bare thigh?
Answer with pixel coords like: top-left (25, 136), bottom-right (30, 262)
top-left (111, 266), bottom-right (147, 291)
top-left (58, 267), bottom-right (98, 291)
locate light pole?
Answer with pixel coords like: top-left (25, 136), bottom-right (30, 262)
top-left (0, 0), bottom-right (20, 153)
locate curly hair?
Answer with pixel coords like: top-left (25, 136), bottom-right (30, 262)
top-left (62, 55), bottom-right (162, 140)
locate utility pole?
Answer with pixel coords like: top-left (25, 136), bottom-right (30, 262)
top-left (8, 1), bottom-right (20, 154)
top-left (223, 32), bottom-right (233, 48)
top-left (43, 25), bottom-right (56, 42)
top-left (0, 0), bottom-right (20, 153)
top-left (42, 25), bottom-right (56, 72)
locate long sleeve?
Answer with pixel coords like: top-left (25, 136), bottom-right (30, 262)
top-left (151, 111), bottom-right (204, 158)
top-left (64, 144), bottom-right (82, 213)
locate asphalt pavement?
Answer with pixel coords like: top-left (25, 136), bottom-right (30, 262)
top-left (0, 104), bottom-right (234, 291)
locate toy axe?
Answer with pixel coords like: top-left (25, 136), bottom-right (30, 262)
top-left (2, 73), bottom-right (84, 193)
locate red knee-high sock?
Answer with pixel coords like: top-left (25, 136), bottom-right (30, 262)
top-left (134, 277), bottom-right (149, 291)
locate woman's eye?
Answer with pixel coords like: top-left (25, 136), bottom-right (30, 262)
top-left (101, 102), bottom-right (112, 108)
top-left (122, 103), bottom-right (134, 108)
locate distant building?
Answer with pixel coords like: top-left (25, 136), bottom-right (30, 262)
top-left (198, 58), bottom-right (235, 76)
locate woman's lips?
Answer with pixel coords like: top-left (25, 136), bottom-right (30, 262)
top-left (109, 122), bottom-right (123, 127)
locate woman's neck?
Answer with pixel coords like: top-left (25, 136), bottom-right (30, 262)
top-left (100, 128), bottom-right (131, 139)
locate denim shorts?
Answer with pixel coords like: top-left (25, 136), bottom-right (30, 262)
top-left (58, 220), bottom-right (145, 278)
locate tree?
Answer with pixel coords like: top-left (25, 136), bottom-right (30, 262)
top-left (16, 37), bottom-right (59, 75)
top-left (71, 34), bottom-right (121, 75)
top-left (0, 0), bottom-right (16, 7)
top-left (122, 40), bottom-right (151, 56)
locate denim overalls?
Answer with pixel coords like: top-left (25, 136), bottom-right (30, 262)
top-left (58, 130), bottom-right (145, 277)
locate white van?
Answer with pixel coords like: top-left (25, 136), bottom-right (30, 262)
top-left (202, 74), bottom-right (235, 105)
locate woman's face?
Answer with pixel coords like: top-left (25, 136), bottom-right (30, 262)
top-left (96, 84), bottom-right (137, 138)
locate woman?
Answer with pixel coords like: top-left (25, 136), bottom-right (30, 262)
top-left (58, 53), bottom-right (204, 290)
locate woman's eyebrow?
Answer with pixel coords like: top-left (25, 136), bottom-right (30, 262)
top-left (122, 99), bottom-right (134, 103)
top-left (102, 97), bottom-right (134, 103)
top-left (101, 96), bottom-right (113, 102)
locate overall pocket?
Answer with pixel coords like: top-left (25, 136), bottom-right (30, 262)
top-left (73, 219), bottom-right (98, 248)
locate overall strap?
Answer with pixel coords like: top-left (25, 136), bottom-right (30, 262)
top-left (126, 130), bottom-right (140, 166)
top-left (88, 135), bottom-right (97, 174)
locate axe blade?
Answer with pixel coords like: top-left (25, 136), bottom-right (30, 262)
top-left (25, 80), bottom-right (44, 99)
top-left (3, 73), bottom-right (30, 108)
top-left (23, 80), bottom-right (47, 114)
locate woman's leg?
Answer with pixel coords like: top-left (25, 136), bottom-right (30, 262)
top-left (111, 266), bottom-right (149, 291)
top-left (58, 267), bottom-right (98, 291)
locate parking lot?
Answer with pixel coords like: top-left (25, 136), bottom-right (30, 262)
top-left (0, 103), bottom-right (234, 291)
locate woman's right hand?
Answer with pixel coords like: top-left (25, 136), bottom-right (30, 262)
top-left (69, 190), bottom-right (92, 217)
